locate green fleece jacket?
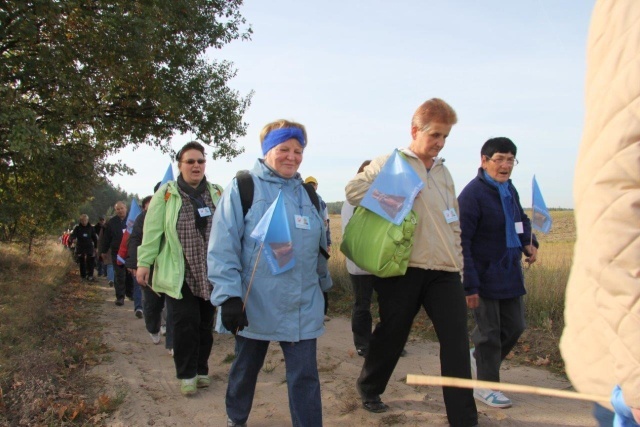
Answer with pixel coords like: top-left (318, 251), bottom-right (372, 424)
top-left (137, 180), bottom-right (222, 299)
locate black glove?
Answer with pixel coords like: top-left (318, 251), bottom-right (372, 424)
top-left (221, 297), bottom-right (248, 334)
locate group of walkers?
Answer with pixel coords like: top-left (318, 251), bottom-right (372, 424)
top-left (63, 98), bottom-right (542, 427)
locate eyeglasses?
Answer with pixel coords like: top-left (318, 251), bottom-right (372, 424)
top-left (181, 159), bottom-right (206, 165)
top-left (486, 156), bottom-right (518, 166)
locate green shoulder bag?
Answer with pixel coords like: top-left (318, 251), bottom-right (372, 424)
top-left (340, 206), bottom-right (417, 278)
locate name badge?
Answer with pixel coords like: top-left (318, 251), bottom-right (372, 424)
top-left (515, 222), bottom-right (524, 234)
top-left (443, 208), bottom-right (459, 224)
top-left (198, 207), bottom-right (212, 217)
top-left (294, 214), bottom-right (310, 230)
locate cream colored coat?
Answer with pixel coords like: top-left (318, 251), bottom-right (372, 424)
top-left (345, 149), bottom-right (463, 273)
top-left (560, 0), bottom-right (640, 409)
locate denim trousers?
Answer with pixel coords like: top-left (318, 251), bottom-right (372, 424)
top-left (131, 274), bottom-right (143, 312)
top-left (95, 255), bottom-right (105, 276)
top-left (106, 264), bottom-right (114, 282)
top-left (166, 282), bottom-right (214, 379)
top-left (350, 273), bottom-right (375, 352)
top-left (471, 296), bottom-right (525, 382)
top-left (226, 336), bottom-right (322, 427)
top-left (357, 268), bottom-right (477, 427)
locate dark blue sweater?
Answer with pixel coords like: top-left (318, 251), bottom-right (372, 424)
top-left (458, 168), bottom-right (538, 299)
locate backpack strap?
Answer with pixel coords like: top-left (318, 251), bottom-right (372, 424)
top-left (235, 170), bottom-right (254, 217)
top-left (302, 182), bottom-right (321, 214)
top-left (302, 183), bottom-right (330, 260)
top-left (234, 171), bottom-right (329, 259)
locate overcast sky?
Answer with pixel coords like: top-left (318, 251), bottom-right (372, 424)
top-left (108, 1), bottom-right (595, 208)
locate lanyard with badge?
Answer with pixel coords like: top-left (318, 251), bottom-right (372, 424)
top-left (426, 168), bottom-right (459, 223)
top-left (189, 195), bottom-right (212, 218)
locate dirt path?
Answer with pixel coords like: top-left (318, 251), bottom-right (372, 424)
top-left (91, 280), bottom-right (595, 427)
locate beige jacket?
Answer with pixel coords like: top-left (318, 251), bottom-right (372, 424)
top-left (560, 0), bottom-right (640, 408)
top-left (345, 149), bottom-right (463, 273)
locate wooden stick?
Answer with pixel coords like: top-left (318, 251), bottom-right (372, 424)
top-left (406, 375), bottom-right (609, 404)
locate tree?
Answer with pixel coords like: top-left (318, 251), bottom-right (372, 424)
top-left (0, 0), bottom-right (253, 243)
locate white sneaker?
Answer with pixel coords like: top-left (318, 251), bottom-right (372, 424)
top-left (169, 348), bottom-right (174, 357)
top-left (470, 348), bottom-right (477, 379)
top-left (160, 325), bottom-right (167, 336)
top-left (149, 333), bottom-right (161, 345)
top-left (473, 388), bottom-right (512, 408)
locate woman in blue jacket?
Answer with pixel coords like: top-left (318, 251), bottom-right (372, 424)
top-left (208, 119), bottom-right (332, 427)
top-left (458, 137), bottom-right (539, 410)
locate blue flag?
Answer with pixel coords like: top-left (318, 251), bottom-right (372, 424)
top-left (160, 163), bottom-right (174, 186)
top-left (360, 149), bottom-right (424, 225)
top-left (125, 199), bottom-right (142, 234)
top-left (532, 176), bottom-right (552, 233)
top-left (116, 200), bottom-right (142, 265)
top-left (250, 191), bottom-right (295, 275)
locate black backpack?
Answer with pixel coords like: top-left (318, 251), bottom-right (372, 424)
top-left (235, 170), bottom-right (329, 259)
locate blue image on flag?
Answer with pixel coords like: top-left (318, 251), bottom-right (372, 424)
top-left (360, 149), bottom-right (424, 225)
top-left (250, 191), bottom-right (295, 275)
top-left (160, 163), bottom-right (174, 186)
top-left (532, 176), bottom-right (552, 233)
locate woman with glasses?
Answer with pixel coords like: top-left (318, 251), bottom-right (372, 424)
top-left (136, 141), bottom-right (223, 396)
top-left (458, 137), bottom-right (539, 409)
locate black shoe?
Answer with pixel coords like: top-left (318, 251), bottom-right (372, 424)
top-left (135, 309), bottom-right (143, 319)
top-left (115, 297), bottom-right (124, 306)
top-left (87, 276), bottom-right (95, 282)
top-left (356, 348), bottom-right (367, 357)
top-left (108, 281), bottom-right (114, 287)
top-left (357, 381), bottom-right (389, 413)
top-left (362, 399), bottom-right (389, 413)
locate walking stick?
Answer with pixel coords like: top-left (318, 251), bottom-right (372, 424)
top-left (406, 375), bottom-right (609, 404)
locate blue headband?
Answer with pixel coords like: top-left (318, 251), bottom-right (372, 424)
top-left (262, 128), bottom-right (306, 156)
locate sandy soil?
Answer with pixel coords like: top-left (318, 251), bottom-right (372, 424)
top-left (91, 281), bottom-right (595, 427)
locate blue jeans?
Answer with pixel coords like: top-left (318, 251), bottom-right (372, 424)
top-left (106, 264), bottom-right (114, 282)
top-left (132, 275), bottom-right (143, 312)
top-left (226, 336), bottom-right (322, 427)
top-left (593, 403), bottom-right (615, 426)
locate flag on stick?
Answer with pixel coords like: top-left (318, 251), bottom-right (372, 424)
top-left (531, 176), bottom-right (552, 233)
top-left (250, 191), bottom-right (294, 274)
top-left (117, 200), bottom-right (142, 265)
top-left (360, 149), bottom-right (424, 225)
top-left (160, 163), bottom-right (174, 186)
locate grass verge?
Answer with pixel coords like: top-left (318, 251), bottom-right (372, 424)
top-left (0, 241), bottom-right (117, 426)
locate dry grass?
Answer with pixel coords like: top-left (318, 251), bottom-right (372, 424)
top-left (0, 241), bottom-right (116, 426)
top-left (327, 210), bottom-right (575, 374)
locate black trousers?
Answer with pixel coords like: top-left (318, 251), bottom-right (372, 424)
top-left (76, 254), bottom-right (95, 279)
top-left (350, 273), bottom-right (375, 352)
top-left (357, 268), bottom-right (477, 427)
top-left (166, 282), bottom-right (215, 379)
top-left (110, 252), bottom-right (131, 299)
